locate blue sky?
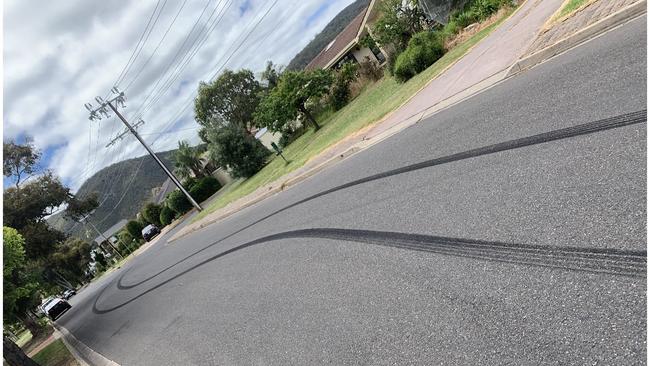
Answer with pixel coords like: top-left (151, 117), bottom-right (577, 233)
top-left (4, 0), bottom-right (356, 191)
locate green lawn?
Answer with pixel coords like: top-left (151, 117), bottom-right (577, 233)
top-left (193, 6), bottom-right (516, 223)
top-left (16, 330), bottom-right (33, 348)
top-left (556, 0), bottom-right (590, 19)
top-left (31, 339), bottom-right (78, 366)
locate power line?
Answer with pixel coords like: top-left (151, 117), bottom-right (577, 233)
top-left (127, 0), bottom-right (216, 119)
top-left (133, 0), bottom-right (233, 119)
top-left (89, 0), bottom-right (282, 228)
top-left (144, 0), bottom-right (281, 139)
top-left (139, 125), bottom-right (200, 136)
top-left (113, 0), bottom-right (165, 89)
top-left (119, 0), bottom-right (170, 88)
top-left (123, 0), bottom-right (189, 91)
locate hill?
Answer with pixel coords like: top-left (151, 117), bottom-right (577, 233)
top-left (286, 0), bottom-right (370, 71)
top-left (48, 149), bottom-right (177, 240)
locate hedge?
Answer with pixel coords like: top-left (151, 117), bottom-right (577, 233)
top-left (393, 31), bottom-right (445, 82)
top-left (189, 176), bottom-right (222, 203)
top-left (165, 190), bottom-right (192, 216)
top-left (159, 205), bottom-right (175, 226)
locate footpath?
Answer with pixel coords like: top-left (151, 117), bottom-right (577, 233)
top-left (166, 0), bottom-right (644, 241)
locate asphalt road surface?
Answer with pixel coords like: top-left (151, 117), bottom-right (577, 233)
top-left (59, 16), bottom-right (647, 365)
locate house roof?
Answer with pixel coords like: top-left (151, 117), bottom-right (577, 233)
top-left (305, 7), bottom-right (370, 70)
top-left (93, 219), bottom-right (128, 245)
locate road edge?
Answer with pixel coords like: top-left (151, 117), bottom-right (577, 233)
top-left (506, 0), bottom-right (647, 76)
top-left (54, 324), bottom-right (120, 366)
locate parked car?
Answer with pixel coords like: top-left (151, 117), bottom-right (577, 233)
top-left (142, 224), bottom-right (161, 242)
top-left (62, 289), bottom-right (76, 300)
top-left (42, 298), bottom-right (72, 320)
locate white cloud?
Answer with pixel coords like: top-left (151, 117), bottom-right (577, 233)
top-left (4, 0), bottom-right (356, 191)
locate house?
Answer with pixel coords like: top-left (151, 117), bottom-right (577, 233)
top-left (305, 0), bottom-right (387, 71)
top-left (93, 219), bottom-right (128, 251)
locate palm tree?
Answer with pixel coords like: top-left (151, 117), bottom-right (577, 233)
top-left (173, 141), bottom-right (207, 180)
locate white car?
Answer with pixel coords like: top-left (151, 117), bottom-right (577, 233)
top-left (42, 298), bottom-right (72, 320)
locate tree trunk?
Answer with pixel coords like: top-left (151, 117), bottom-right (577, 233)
top-left (298, 104), bottom-right (320, 131)
top-left (18, 314), bottom-right (43, 338)
top-left (3, 336), bottom-right (40, 366)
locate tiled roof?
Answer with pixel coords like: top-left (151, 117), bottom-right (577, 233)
top-left (305, 8), bottom-right (369, 70)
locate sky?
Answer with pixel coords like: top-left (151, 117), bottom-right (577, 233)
top-left (4, 0), bottom-right (355, 191)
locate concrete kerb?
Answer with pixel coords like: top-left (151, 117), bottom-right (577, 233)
top-left (54, 324), bottom-right (119, 366)
top-left (506, 0), bottom-right (647, 77)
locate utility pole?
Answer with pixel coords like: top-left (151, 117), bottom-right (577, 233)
top-left (79, 214), bottom-right (126, 260)
top-left (85, 88), bottom-right (202, 211)
top-left (106, 119), bottom-right (144, 147)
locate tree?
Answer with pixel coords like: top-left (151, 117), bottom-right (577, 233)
top-left (207, 124), bottom-right (270, 179)
top-left (3, 227), bottom-right (43, 337)
top-left (64, 192), bottom-right (99, 222)
top-left (255, 69), bottom-right (333, 132)
top-left (142, 202), bottom-right (163, 227)
top-left (194, 69), bottom-right (262, 132)
top-left (3, 139), bottom-right (40, 190)
top-left (261, 61), bottom-right (283, 89)
top-left (3, 142), bottom-right (97, 260)
top-left (172, 141), bottom-right (207, 181)
top-left (125, 220), bottom-right (144, 241)
top-left (371, 0), bottom-right (427, 52)
top-left (48, 237), bottom-right (93, 287)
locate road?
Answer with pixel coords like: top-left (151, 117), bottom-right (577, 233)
top-left (59, 16), bottom-right (647, 365)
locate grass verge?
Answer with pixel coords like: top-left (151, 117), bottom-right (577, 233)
top-left (31, 339), bottom-right (78, 366)
top-left (555, 0), bottom-right (593, 20)
top-left (193, 6), bottom-right (516, 223)
top-left (16, 330), bottom-right (33, 348)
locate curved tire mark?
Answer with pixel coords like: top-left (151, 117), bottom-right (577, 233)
top-left (117, 110), bottom-right (648, 290)
top-left (95, 228), bottom-right (645, 314)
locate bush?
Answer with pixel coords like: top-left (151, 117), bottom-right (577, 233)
top-left (141, 202), bottom-right (162, 227)
top-left (159, 205), bottom-right (175, 226)
top-left (328, 62), bottom-right (358, 110)
top-left (182, 177), bottom-right (198, 190)
top-left (189, 176), bottom-right (221, 203)
top-left (450, 0), bottom-right (509, 28)
top-left (166, 190), bottom-right (193, 216)
top-left (207, 124), bottom-right (271, 179)
top-left (125, 220), bottom-right (144, 240)
top-left (393, 31), bottom-right (446, 82)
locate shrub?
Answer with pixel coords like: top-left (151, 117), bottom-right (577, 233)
top-left (159, 205), bottom-right (175, 226)
top-left (393, 31), bottom-right (446, 82)
top-left (125, 220), bottom-right (144, 240)
top-left (207, 124), bottom-right (271, 179)
top-left (166, 190), bottom-right (193, 216)
top-left (450, 0), bottom-right (509, 28)
top-left (141, 202), bottom-right (162, 227)
top-left (182, 177), bottom-right (198, 190)
top-left (118, 231), bottom-right (139, 252)
top-left (328, 62), bottom-right (358, 110)
top-left (189, 176), bottom-right (221, 203)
